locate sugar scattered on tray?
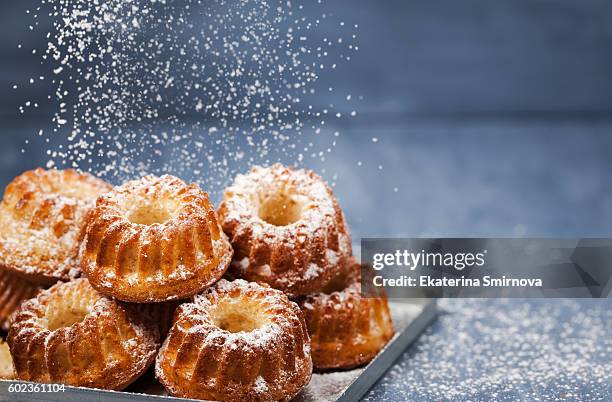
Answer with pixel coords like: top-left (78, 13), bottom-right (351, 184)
top-left (295, 369), bottom-right (360, 402)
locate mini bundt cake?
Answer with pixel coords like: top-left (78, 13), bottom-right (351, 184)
top-left (298, 258), bottom-right (395, 370)
top-left (156, 279), bottom-right (312, 402)
top-left (80, 175), bottom-right (232, 303)
top-left (0, 268), bottom-right (40, 331)
top-left (218, 164), bottom-right (352, 297)
top-left (0, 339), bottom-right (15, 379)
top-left (0, 168), bottom-right (112, 285)
top-left (8, 278), bottom-right (159, 389)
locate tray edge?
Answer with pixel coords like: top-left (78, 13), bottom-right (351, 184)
top-left (336, 300), bottom-right (438, 402)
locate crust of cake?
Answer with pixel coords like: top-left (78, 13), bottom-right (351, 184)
top-left (298, 259), bottom-right (395, 370)
top-left (0, 339), bottom-right (15, 379)
top-left (0, 169), bottom-right (112, 285)
top-left (80, 175), bottom-right (232, 303)
top-left (218, 164), bottom-right (352, 297)
top-left (7, 278), bottom-right (160, 389)
top-left (0, 268), bottom-right (40, 332)
top-left (155, 279), bottom-right (312, 402)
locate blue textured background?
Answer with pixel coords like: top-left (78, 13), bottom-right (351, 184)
top-left (1, 1), bottom-right (611, 400)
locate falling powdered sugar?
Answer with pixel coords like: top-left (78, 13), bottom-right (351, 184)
top-left (18, 0), bottom-right (359, 196)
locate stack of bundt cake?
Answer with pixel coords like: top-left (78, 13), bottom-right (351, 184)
top-left (218, 164), bottom-right (394, 371)
top-left (0, 164), bottom-right (394, 401)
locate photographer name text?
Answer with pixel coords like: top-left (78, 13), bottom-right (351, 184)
top-left (370, 249), bottom-right (543, 288)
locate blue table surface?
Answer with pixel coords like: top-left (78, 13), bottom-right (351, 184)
top-left (364, 299), bottom-right (611, 401)
top-left (1, 1), bottom-right (611, 401)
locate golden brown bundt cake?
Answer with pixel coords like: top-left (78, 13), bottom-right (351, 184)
top-left (0, 268), bottom-right (40, 332)
top-left (7, 278), bottom-right (159, 389)
top-left (0, 339), bottom-right (15, 379)
top-left (298, 258), bottom-right (395, 370)
top-left (80, 175), bottom-right (232, 303)
top-left (0, 168), bottom-right (112, 285)
top-left (155, 279), bottom-right (312, 402)
top-left (218, 164), bottom-right (352, 297)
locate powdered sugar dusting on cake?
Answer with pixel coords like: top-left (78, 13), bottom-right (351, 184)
top-left (218, 164), bottom-right (352, 297)
top-left (156, 278), bottom-right (312, 400)
top-left (81, 174), bottom-right (232, 302)
top-left (192, 279), bottom-right (295, 349)
top-left (0, 169), bottom-right (111, 284)
top-left (8, 279), bottom-right (159, 389)
top-left (254, 376), bottom-right (269, 394)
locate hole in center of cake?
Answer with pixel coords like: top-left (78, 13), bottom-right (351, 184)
top-left (46, 307), bottom-right (89, 331)
top-left (213, 303), bottom-right (264, 333)
top-left (128, 204), bottom-right (173, 225)
top-left (258, 191), bottom-right (302, 226)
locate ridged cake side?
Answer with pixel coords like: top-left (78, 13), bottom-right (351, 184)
top-left (298, 260), bottom-right (395, 370)
top-left (0, 268), bottom-right (40, 332)
top-left (80, 175), bottom-right (232, 302)
top-left (156, 279), bottom-right (312, 402)
top-left (0, 169), bottom-right (112, 285)
top-left (218, 164), bottom-right (352, 297)
top-left (7, 278), bottom-right (159, 389)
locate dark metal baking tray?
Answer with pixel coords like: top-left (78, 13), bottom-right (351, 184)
top-left (0, 300), bottom-right (437, 401)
